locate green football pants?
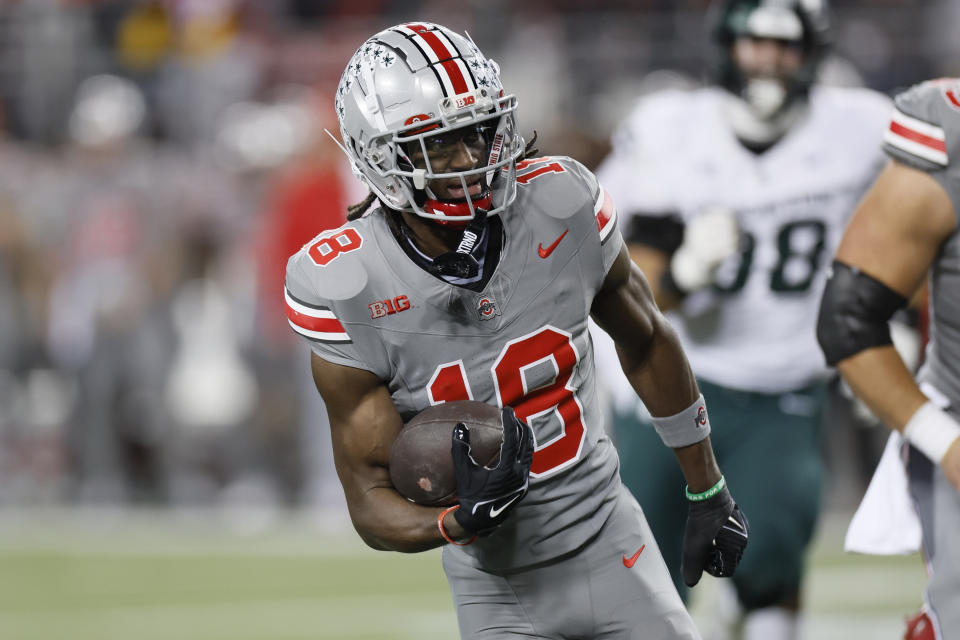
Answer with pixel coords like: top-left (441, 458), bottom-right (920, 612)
top-left (614, 378), bottom-right (825, 610)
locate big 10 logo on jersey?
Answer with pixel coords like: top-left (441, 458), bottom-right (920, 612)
top-left (369, 295), bottom-right (411, 319)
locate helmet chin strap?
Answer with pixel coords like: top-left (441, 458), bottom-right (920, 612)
top-left (432, 208), bottom-right (488, 278)
top-left (723, 86), bottom-right (809, 148)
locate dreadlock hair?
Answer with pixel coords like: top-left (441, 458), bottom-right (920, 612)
top-left (521, 130), bottom-right (539, 161)
top-left (345, 131), bottom-right (540, 221)
top-left (346, 191), bottom-right (378, 221)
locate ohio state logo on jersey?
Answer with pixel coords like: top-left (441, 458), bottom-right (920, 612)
top-left (476, 296), bottom-right (500, 320)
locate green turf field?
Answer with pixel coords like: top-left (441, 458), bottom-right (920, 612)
top-left (0, 509), bottom-right (927, 640)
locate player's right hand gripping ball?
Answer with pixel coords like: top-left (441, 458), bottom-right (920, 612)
top-left (681, 484), bottom-right (749, 587)
top-left (451, 407), bottom-right (534, 537)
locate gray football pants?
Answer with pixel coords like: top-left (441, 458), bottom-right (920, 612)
top-left (442, 484), bottom-right (700, 639)
top-left (909, 446), bottom-right (960, 639)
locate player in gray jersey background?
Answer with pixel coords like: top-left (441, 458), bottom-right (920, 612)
top-left (591, 1), bottom-right (890, 639)
top-left (818, 78), bottom-right (960, 640)
top-left (286, 21), bottom-right (749, 639)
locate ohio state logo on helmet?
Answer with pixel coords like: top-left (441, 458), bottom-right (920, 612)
top-left (476, 296), bottom-right (500, 320)
top-left (404, 113), bottom-right (438, 134)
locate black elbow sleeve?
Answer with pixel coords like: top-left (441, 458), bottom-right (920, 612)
top-left (816, 261), bottom-right (909, 366)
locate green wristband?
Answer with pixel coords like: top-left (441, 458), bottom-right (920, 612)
top-left (685, 475), bottom-right (726, 502)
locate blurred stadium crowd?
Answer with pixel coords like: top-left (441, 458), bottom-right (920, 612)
top-left (0, 0), bottom-right (957, 513)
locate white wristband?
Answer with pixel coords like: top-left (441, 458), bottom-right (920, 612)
top-left (903, 401), bottom-right (960, 463)
top-left (650, 394), bottom-right (711, 448)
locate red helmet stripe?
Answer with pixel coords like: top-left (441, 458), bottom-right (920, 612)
top-left (408, 23), bottom-right (455, 60)
top-left (405, 23), bottom-right (472, 97)
top-left (440, 60), bottom-right (470, 95)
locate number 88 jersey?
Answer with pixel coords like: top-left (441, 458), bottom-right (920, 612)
top-left (599, 86), bottom-right (892, 393)
top-left (285, 156), bottom-right (623, 571)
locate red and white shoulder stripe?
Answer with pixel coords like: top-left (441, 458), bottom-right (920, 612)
top-left (285, 288), bottom-right (351, 344)
top-left (884, 108), bottom-right (948, 167)
top-left (594, 187), bottom-right (617, 245)
top-left (392, 23), bottom-right (475, 98)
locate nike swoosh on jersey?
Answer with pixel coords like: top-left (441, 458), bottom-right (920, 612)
top-left (489, 493), bottom-right (522, 519)
top-left (622, 544), bottom-right (646, 568)
top-left (537, 229), bottom-right (569, 258)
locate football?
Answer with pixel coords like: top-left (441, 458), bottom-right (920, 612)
top-left (389, 400), bottom-right (504, 506)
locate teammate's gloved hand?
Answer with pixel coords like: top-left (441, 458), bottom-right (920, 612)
top-left (452, 407), bottom-right (534, 537)
top-left (669, 207), bottom-right (740, 294)
top-left (681, 482), bottom-right (749, 587)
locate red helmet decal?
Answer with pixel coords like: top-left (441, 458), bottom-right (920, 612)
top-left (404, 114), bottom-right (440, 135)
top-left (404, 114), bottom-right (430, 125)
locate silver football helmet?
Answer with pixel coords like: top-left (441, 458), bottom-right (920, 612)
top-left (334, 23), bottom-right (523, 223)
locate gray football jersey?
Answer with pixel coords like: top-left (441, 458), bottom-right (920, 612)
top-left (884, 79), bottom-right (960, 411)
top-left (285, 156), bottom-right (624, 571)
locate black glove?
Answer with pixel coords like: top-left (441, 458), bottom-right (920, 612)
top-left (452, 407), bottom-right (534, 537)
top-left (681, 483), bottom-right (749, 587)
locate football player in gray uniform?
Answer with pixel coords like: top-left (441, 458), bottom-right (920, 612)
top-left (285, 22), bottom-right (748, 639)
top-left (592, 1), bottom-right (889, 638)
top-left (818, 78), bottom-right (960, 640)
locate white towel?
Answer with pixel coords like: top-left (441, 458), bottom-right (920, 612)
top-left (844, 431), bottom-right (922, 555)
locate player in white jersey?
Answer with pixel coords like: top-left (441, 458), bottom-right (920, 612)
top-left (818, 78), bottom-right (960, 640)
top-left (286, 22), bottom-right (749, 639)
top-left (591, 1), bottom-right (890, 638)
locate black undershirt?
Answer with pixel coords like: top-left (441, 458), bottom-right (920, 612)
top-left (387, 212), bottom-right (504, 292)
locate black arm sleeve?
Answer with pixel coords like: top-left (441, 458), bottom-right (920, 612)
top-left (816, 260), bottom-right (909, 366)
top-left (623, 213), bottom-right (685, 254)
